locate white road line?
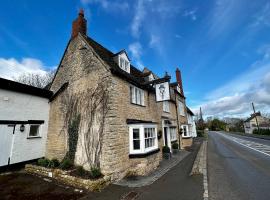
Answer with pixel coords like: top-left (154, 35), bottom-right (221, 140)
top-left (217, 132), bottom-right (270, 157)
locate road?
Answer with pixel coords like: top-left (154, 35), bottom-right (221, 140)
top-left (208, 131), bottom-right (270, 200)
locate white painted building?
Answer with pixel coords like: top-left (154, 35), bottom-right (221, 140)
top-left (0, 78), bottom-right (52, 167)
top-left (187, 107), bottom-right (197, 137)
top-left (244, 112), bottom-right (270, 134)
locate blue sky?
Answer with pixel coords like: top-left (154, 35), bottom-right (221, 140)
top-left (0, 0), bottom-right (270, 118)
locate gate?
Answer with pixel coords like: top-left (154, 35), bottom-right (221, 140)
top-left (0, 125), bottom-right (14, 167)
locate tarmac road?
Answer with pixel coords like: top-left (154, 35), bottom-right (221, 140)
top-left (208, 131), bottom-right (270, 200)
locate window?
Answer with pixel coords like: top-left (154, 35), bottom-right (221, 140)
top-left (129, 124), bottom-right (158, 154)
top-left (130, 85), bottom-right (145, 106)
top-left (170, 127), bottom-right (177, 141)
top-left (144, 128), bottom-right (156, 149)
top-left (29, 125), bottom-right (40, 137)
top-left (178, 101), bottom-right (185, 116)
top-left (181, 125), bottom-right (189, 137)
top-left (133, 128), bottom-right (140, 150)
top-left (163, 101), bottom-right (170, 112)
top-left (119, 57), bottom-right (130, 73)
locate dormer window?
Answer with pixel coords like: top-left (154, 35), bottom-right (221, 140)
top-left (120, 57), bottom-right (129, 72)
top-left (113, 50), bottom-right (130, 73)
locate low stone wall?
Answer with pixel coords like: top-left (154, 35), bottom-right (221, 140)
top-left (129, 152), bottom-right (162, 176)
top-left (25, 164), bottom-right (111, 191)
top-left (181, 137), bottom-right (193, 148)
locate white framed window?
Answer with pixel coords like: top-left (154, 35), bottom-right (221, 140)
top-left (129, 124), bottom-right (158, 154)
top-left (130, 85), bottom-right (145, 106)
top-left (170, 127), bottom-right (177, 141)
top-left (163, 101), bottom-right (170, 112)
top-left (181, 125), bottom-right (189, 138)
top-left (28, 124), bottom-right (41, 138)
top-left (178, 101), bottom-right (185, 116)
top-left (119, 57), bottom-right (130, 73)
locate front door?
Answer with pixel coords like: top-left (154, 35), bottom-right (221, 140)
top-left (164, 127), bottom-right (168, 146)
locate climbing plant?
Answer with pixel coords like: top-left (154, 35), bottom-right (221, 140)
top-left (65, 114), bottom-right (81, 162)
top-left (60, 75), bottom-right (110, 168)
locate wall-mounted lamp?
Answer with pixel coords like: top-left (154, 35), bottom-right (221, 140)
top-left (20, 124), bottom-right (25, 132)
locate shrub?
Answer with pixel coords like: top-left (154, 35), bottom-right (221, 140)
top-left (37, 158), bottom-right (50, 167)
top-left (172, 143), bottom-right (179, 149)
top-left (60, 158), bottom-right (73, 170)
top-left (47, 158), bottom-right (60, 168)
top-left (162, 146), bottom-right (170, 153)
top-left (197, 130), bottom-right (204, 137)
top-left (253, 129), bottom-right (270, 135)
top-left (90, 167), bottom-right (102, 179)
top-left (76, 166), bottom-right (87, 176)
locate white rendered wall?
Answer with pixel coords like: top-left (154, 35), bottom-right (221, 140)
top-left (0, 88), bottom-right (50, 164)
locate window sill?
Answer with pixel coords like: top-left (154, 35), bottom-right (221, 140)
top-left (130, 103), bottom-right (146, 107)
top-left (163, 111), bottom-right (170, 113)
top-left (182, 136), bottom-right (192, 139)
top-left (129, 148), bottom-right (160, 158)
top-left (27, 136), bottom-right (42, 139)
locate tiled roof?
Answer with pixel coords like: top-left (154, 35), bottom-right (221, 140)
top-left (84, 36), bottom-right (151, 88)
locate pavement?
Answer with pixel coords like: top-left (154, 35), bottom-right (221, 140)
top-left (208, 131), bottom-right (270, 200)
top-left (116, 150), bottom-right (190, 187)
top-left (0, 138), bottom-right (204, 200)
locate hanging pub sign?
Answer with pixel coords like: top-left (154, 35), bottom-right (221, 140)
top-left (155, 82), bottom-right (170, 102)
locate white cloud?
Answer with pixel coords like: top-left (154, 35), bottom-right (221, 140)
top-left (0, 57), bottom-right (55, 80)
top-left (131, 0), bottom-right (146, 38)
top-left (128, 42), bottom-right (144, 69)
top-left (192, 48), bottom-right (270, 118)
top-left (183, 8), bottom-right (197, 21)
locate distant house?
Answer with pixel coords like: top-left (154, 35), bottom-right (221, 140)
top-left (244, 112), bottom-right (270, 134)
top-left (0, 78), bottom-right (52, 167)
top-left (187, 107), bottom-right (197, 138)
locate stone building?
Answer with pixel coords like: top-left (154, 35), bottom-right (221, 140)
top-left (46, 10), bottom-right (191, 180)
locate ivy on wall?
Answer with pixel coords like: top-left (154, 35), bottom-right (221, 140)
top-left (65, 114), bottom-right (81, 162)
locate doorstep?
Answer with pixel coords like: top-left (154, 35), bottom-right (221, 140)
top-left (115, 150), bottom-right (190, 187)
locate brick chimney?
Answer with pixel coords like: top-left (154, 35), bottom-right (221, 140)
top-left (176, 68), bottom-right (184, 96)
top-left (71, 9), bottom-right (87, 38)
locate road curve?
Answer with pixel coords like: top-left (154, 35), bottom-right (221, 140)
top-left (208, 131), bottom-right (270, 200)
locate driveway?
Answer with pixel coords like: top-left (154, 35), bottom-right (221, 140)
top-left (208, 131), bottom-right (270, 200)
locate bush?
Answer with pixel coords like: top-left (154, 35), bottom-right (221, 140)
top-left (37, 158), bottom-right (50, 167)
top-left (90, 167), bottom-right (102, 179)
top-left (76, 166), bottom-right (87, 176)
top-left (47, 158), bottom-right (60, 168)
top-left (172, 143), bottom-right (179, 149)
top-left (253, 129), bottom-right (270, 135)
top-left (162, 146), bottom-right (170, 153)
top-left (197, 130), bottom-right (204, 137)
top-left (59, 159), bottom-right (73, 170)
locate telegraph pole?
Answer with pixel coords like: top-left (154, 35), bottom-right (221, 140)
top-left (252, 102), bottom-right (260, 133)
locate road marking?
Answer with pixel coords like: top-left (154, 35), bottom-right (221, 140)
top-left (217, 132), bottom-right (270, 157)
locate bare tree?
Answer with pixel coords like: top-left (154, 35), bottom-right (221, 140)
top-left (13, 70), bottom-right (55, 88)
